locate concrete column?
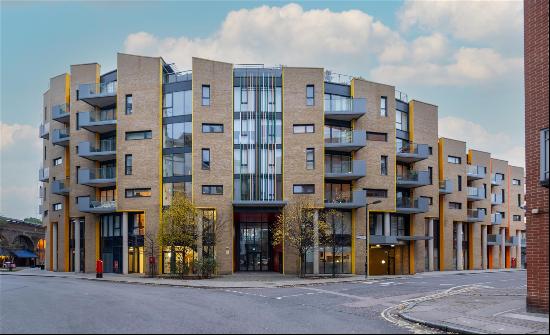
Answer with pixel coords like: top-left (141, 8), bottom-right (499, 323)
top-left (122, 212), bottom-right (128, 275)
top-left (500, 228), bottom-right (506, 269)
top-left (313, 210), bottom-right (320, 275)
top-left (516, 231), bottom-right (522, 269)
top-left (482, 225), bottom-right (488, 270)
top-left (74, 219), bottom-right (80, 273)
top-left (456, 223), bottom-right (463, 270)
top-left (374, 214), bottom-right (383, 236)
top-left (428, 218), bottom-right (434, 271)
top-left (383, 213), bottom-right (391, 237)
top-left (52, 223), bottom-right (58, 272)
top-left (196, 211), bottom-right (203, 262)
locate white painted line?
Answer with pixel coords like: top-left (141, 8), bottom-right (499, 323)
top-left (502, 313), bottom-right (550, 323)
top-left (439, 283), bottom-right (453, 286)
top-left (493, 307), bottom-right (521, 317)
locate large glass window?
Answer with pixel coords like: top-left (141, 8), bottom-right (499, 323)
top-left (202, 123), bottom-right (224, 133)
top-left (163, 90), bottom-right (192, 117)
top-left (306, 85), bottom-right (315, 106)
top-left (163, 122), bottom-right (191, 148)
top-left (126, 131), bottom-right (152, 140)
top-left (325, 153), bottom-right (351, 174)
top-left (396, 110), bottom-right (408, 131)
top-left (202, 85), bottom-right (210, 106)
top-left (293, 184), bottom-right (315, 194)
top-left (380, 96), bottom-right (387, 117)
top-left (202, 149), bottom-right (210, 170)
top-left (314, 211), bottom-right (352, 274)
top-left (390, 215), bottom-right (409, 236)
top-left (163, 153), bottom-right (191, 177)
top-left (162, 182), bottom-right (192, 205)
top-left (325, 182), bottom-right (351, 203)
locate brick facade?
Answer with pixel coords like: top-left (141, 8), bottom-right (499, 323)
top-left (524, 0), bottom-right (549, 313)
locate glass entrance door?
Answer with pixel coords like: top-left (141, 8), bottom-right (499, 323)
top-left (239, 221), bottom-right (270, 271)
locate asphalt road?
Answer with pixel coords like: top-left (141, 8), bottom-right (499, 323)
top-left (0, 271), bottom-right (525, 334)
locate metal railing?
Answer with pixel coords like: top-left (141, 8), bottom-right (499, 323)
top-left (395, 90), bottom-right (408, 102)
top-left (163, 70), bottom-right (192, 84)
top-left (467, 187), bottom-right (485, 198)
top-left (52, 104), bottom-right (68, 116)
top-left (396, 196), bottom-right (427, 209)
top-left (91, 166), bottom-right (115, 179)
top-left (54, 128), bottom-right (70, 139)
top-left (468, 165), bottom-right (486, 177)
top-left (397, 170), bottom-right (421, 182)
top-left (39, 122), bottom-right (50, 137)
top-left (491, 173), bottom-right (504, 185)
top-left (467, 209), bottom-right (484, 220)
top-left (90, 200), bottom-right (116, 209)
top-left (324, 130), bottom-right (354, 144)
top-left (90, 109), bottom-right (116, 122)
top-left (324, 70), bottom-right (354, 85)
top-left (91, 139), bottom-right (116, 152)
top-left (79, 81), bottom-right (117, 96)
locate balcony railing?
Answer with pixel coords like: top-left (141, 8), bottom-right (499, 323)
top-left (39, 122), bottom-right (50, 139)
top-left (491, 173), bottom-right (504, 186)
top-left (439, 179), bottom-right (453, 194)
top-left (396, 142), bottom-right (430, 163)
top-left (467, 187), bottom-right (486, 201)
top-left (52, 179), bottom-right (70, 195)
top-left (325, 160), bottom-right (366, 180)
top-left (52, 104), bottom-right (70, 123)
top-left (396, 196), bottom-right (429, 214)
top-left (491, 213), bottom-right (503, 225)
top-left (78, 82), bottom-right (117, 108)
top-left (324, 98), bottom-right (367, 121)
top-left (78, 167), bottom-right (116, 187)
top-left (78, 109), bottom-right (117, 133)
top-left (39, 167), bottom-right (49, 182)
top-left (325, 190), bottom-right (367, 209)
top-left (164, 70), bottom-right (192, 84)
top-left (324, 71), bottom-right (354, 85)
top-left (397, 170), bottom-right (430, 188)
top-left (491, 193), bottom-right (504, 205)
top-left (395, 90), bottom-right (408, 102)
top-left (466, 209), bottom-right (485, 222)
top-left (467, 165), bottom-right (486, 180)
top-left (487, 234), bottom-right (502, 245)
top-left (78, 139), bottom-right (116, 161)
top-left (77, 196), bottom-right (116, 213)
top-left (324, 130), bottom-right (367, 152)
top-left (52, 128), bottom-right (70, 146)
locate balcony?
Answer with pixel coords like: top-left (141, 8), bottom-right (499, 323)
top-left (52, 104), bottom-right (70, 124)
top-left (396, 142), bottom-right (430, 163)
top-left (521, 238), bottom-right (526, 247)
top-left (439, 179), bottom-right (453, 194)
top-left (78, 81), bottom-right (117, 108)
top-left (39, 186), bottom-right (45, 199)
top-left (39, 204), bottom-right (44, 215)
top-left (324, 130), bottom-right (366, 152)
top-left (325, 160), bottom-right (366, 180)
top-left (491, 213), bottom-right (503, 225)
top-left (487, 234), bottom-right (502, 246)
top-left (51, 179), bottom-right (70, 195)
top-left (465, 209), bottom-right (485, 223)
top-left (52, 128), bottom-right (70, 147)
top-left (77, 196), bottom-right (116, 214)
top-left (505, 236), bottom-right (520, 246)
top-left (39, 122), bottom-right (50, 139)
top-left (467, 165), bottom-right (486, 180)
top-left (396, 196), bottom-right (429, 214)
top-left (467, 187), bottom-right (486, 201)
top-left (78, 167), bottom-right (116, 187)
top-left (324, 97), bottom-right (367, 121)
top-left (397, 170), bottom-right (430, 189)
top-left (491, 173), bottom-right (504, 186)
top-left (491, 193), bottom-right (504, 205)
top-left (325, 190), bottom-right (367, 209)
top-left (39, 167), bottom-right (49, 182)
top-left (78, 109), bottom-right (117, 134)
top-left (78, 139), bottom-right (116, 161)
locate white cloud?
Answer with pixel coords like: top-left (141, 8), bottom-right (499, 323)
top-left (371, 47), bottom-right (522, 86)
top-left (0, 123), bottom-right (41, 151)
top-left (439, 116), bottom-right (525, 167)
top-left (398, 0), bottom-right (523, 42)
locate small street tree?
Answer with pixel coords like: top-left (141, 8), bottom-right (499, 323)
top-left (158, 192), bottom-right (198, 278)
top-left (272, 200), bottom-right (330, 277)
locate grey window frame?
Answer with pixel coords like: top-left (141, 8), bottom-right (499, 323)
top-left (449, 202), bottom-right (462, 210)
top-left (293, 124), bottom-right (315, 134)
top-left (125, 130), bottom-right (152, 140)
top-left (293, 184), bottom-right (315, 194)
top-left (125, 188), bottom-right (151, 198)
top-left (381, 155), bottom-right (388, 176)
top-left (458, 175), bottom-right (462, 191)
top-left (366, 131), bottom-right (387, 142)
top-left (125, 94), bottom-right (133, 115)
top-left (125, 154), bottom-right (132, 175)
top-left (202, 185), bottom-right (223, 195)
top-left (202, 85), bottom-right (210, 106)
top-left (448, 156), bottom-right (461, 164)
top-left (202, 148), bottom-right (210, 170)
top-left (306, 85), bottom-right (315, 106)
top-left (53, 203), bottom-right (63, 211)
top-left (202, 123), bottom-right (224, 133)
top-left (53, 157), bottom-right (63, 166)
top-left (380, 96), bottom-right (387, 117)
top-left (365, 189), bottom-right (388, 198)
top-left (306, 148), bottom-right (315, 170)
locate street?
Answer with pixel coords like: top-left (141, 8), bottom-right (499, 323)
top-left (0, 271), bottom-right (526, 334)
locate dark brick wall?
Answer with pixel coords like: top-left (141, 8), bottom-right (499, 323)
top-left (524, 0), bottom-right (549, 313)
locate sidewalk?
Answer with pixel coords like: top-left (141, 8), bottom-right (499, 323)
top-left (399, 285), bottom-right (549, 334)
top-left (0, 267), bottom-right (523, 289)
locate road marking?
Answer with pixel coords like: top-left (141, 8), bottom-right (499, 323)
top-left (439, 283), bottom-right (453, 286)
top-left (502, 313), bottom-right (550, 323)
top-left (493, 307), bottom-right (521, 317)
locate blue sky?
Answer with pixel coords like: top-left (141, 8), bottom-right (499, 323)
top-left (0, 1), bottom-right (525, 219)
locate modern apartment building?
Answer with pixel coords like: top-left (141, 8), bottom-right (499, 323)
top-left (39, 54), bottom-right (525, 277)
top-left (524, 0), bottom-right (549, 313)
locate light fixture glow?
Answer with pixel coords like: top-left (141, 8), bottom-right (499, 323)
top-left (381, 260), bottom-right (386, 264)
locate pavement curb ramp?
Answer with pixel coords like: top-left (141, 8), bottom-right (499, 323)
top-left (398, 312), bottom-right (481, 334)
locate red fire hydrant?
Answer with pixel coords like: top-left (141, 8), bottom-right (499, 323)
top-left (96, 259), bottom-right (103, 278)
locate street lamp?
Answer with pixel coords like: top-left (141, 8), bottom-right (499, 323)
top-left (365, 200), bottom-right (382, 279)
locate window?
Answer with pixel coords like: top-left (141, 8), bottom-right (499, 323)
top-left (293, 124), bottom-right (315, 134)
top-left (500, 211), bottom-right (506, 219)
top-left (366, 189), bottom-right (387, 198)
top-left (449, 202), bottom-right (462, 210)
top-left (293, 184), bottom-right (315, 194)
top-left (421, 196), bottom-right (433, 205)
top-left (513, 215), bottom-right (522, 222)
top-left (53, 203), bottom-right (63, 211)
top-left (306, 148), bottom-right (315, 170)
top-left (202, 123), bottom-right (224, 133)
top-left (501, 189), bottom-right (506, 202)
top-left (448, 156), bottom-right (461, 164)
top-left (428, 167), bottom-right (433, 185)
top-left (53, 157), bottom-right (63, 166)
top-left (512, 179), bottom-right (521, 185)
top-left (517, 194), bottom-right (522, 207)
top-left (429, 146), bottom-right (433, 155)
top-left (479, 208), bottom-right (487, 215)
top-left (125, 154), bottom-right (132, 175)
top-left (202, 185), bottom-right (223, 195)
top-left (163, 122), bottom-right (192, 148)
top-left (163, 153), bottom-right (192, 177)
top-left (366, 132), bottom-right (387, 142)
top-left (381, 156), bottom-right (388, 176)
top-left (126, 130), bottom-right (152, 140)
top-left (396, 110), bottom-right (408, 131)
top-left (202, 149), bottom-right (210, 170)
top-left (163, 182), bottom-right (192, 205)
top-left (43, 146), bottom-right (47, 160)
top-left (125, 188), bottom-right (152, 198)
top-left (163, 90), bottom-right (192, 117)
top-left (306, 85), bottom-right (315, 106)
top-left (125, 95), bottom-right (133, 115)
top-left (380, 96), bottom-right (387, 117)
top-left (202, 85), bottom-right (210, 106)
top-left (458, 175), bottom-right (462, 192)
top-left (542, 128), bottom-right (549, 185)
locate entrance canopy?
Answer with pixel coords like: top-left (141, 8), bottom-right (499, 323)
top-left (11, 249), bottom-right (38, 258)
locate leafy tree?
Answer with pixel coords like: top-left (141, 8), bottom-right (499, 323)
top-left (272, 200), bottom-right (331, 277)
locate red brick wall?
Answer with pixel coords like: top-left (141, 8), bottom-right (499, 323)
top-left (524, 0), bottom-right (549, 313)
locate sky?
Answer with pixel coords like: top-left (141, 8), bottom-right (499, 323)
top-left (0, 1), bottom-right (525, 220)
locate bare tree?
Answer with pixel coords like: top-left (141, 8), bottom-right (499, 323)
top-left (144, 230), bottom-right (159, 278)
top-left (272, 200), bottom-right (330, 277)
